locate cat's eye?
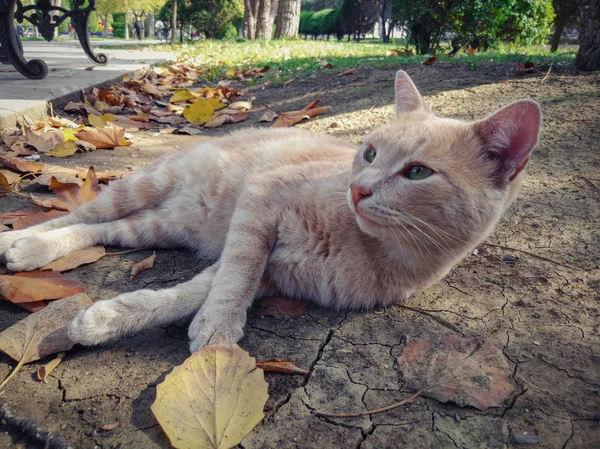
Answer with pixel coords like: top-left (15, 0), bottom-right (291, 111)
top-left (405, 165), bottom-right (433, 180)
top-left (364, 146), bottom-right (376, 163)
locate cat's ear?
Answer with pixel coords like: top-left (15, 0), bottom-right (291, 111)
top-left (395, 71), bottom-right (427, 116)
top-left (474, 100), bottom-right (541, 185)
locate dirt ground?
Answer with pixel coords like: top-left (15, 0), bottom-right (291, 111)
top-left (1, 63), bottom-right (599, 449)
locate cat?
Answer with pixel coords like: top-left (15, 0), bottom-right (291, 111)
top-left (0, 71), bottom-right (541, 353)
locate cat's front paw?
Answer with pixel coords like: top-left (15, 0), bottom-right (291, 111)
top-left (4, 235), bottom-right (57, 271)
top-left (0, 230), bottom-right (32, 263)
top-left (188, 304), bottom-right (245, 352)
top-left (68, 300), bottom-right (121, 346)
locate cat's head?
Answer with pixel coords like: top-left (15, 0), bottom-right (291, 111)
top-left (347, 70), bottom-right (541, 263)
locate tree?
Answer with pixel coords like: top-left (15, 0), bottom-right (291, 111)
top-left (171, 0), bottom-right (177, 44)
top-left (551, 0), bottom-right (582, 51)
top-left (576, 0), bottom-right (600, 70)
top-left (274, 0), bottom-right (301, 38)
top-left (243, 0), bottom-right (277, 39)
top-left (392, 0), bottom-right (451, 54)
top-left (340, 0), bottom-right (378, 42)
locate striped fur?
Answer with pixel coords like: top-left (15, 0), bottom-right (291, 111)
top-left (0, 71), bottom-right (541, 352)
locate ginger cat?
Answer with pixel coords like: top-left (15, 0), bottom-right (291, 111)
top-left (0, 71), bottom-right (541, 352)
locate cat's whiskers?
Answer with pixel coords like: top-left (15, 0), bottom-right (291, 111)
top-left (397, 214), bottom-right (455, 260)
top-left (387, 216), bottom-right (427, 263)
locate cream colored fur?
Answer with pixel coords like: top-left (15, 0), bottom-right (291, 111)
top-left (0, 71), bottom-right (541, 352)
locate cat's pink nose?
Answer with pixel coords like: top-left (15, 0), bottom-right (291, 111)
top-left (350, 184), bottom-right (372, 206)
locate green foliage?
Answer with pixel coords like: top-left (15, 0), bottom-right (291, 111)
top-left (392, 0), bottom-right (555, 54)
top-left (88, 11), bottom-right (99, 33)
top-left (158, 0), bottom-right (242, 40)
top-left (299, 11), bottom-right (315, 35)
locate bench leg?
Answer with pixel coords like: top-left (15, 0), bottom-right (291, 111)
top-left (70, 1), bottom-right (108, 66)
top-left (0, 0), bottom-right (48, 79)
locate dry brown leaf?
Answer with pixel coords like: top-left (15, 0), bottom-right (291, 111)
top-left (42, 246), bottom-right (106, 272)
top-left (338, 68), bottom-right (356, 76)
top-left (255, 297), bottom-right (308, 318)
top-left (35, 167), bottom-right (101, 212)
top-left (76, 126), bottom-right (132, 149)
top-left (272, 100), bottom-right (331, 128)
top-left (259, 109), bottom-right (278, 123)
top-left (99, 422), bottom-right (120, 432)
top-left (228, 101), bottom-right (252, 111)
top-left (151, 344), bottom-right (269, 449)
top-left (131, 112), bottom-right (150, 122)
top-left (0, 271), bottom-right (86, 304)
top-left (0, 208), bottom-right (40, 225)
top-left (0, 293), bottom-right (93, 390)
top-left (422, 57), bottom-right (438, 65)
top-left (130, 252), bottom-right (156, 280)
top-left (37, 352), bottom-right (66, 383)
top-left (45, 140), bottom-right (79, 158)
top-left (12, 210), bottom-right (68, 230)
top-left (0, 169), bottom-right (19, 186)
top-left (256, 359), bottom-right (311, 375)
top-left (63, 101), bottom-right (100, 116)
top-left (397, 335), bottom-right (514, 410)
top-left (22, 127), bottom-right (64, 153)
top-left (0, 155), bottom-right (44, 174)
top-left (88, 114), bottom-right (116, 128)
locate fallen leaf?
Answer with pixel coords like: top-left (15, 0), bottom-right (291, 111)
top-left (338, 68), bottom-right (356, 76)
top-left (228, 101), bottom-right (252, 111)
top-left (76, 126), bottom-right (132, 149)
top-left (130, 252), bottom-right (156, 280)
top-left (0, 172), bottom-right (14, 191)
top-left (170, 89), bottom-right (202, 103)
top-left (88, 114), bottom-right (116, 128)
top-left (49, 116), bottom-right (79, 129)
top-left (204, 112), bottom-right (248, 128)
top-left (422, 57), bottom-right (438, 65)
top-left (23, 128), bottom-right (64, 153)
top-left (42, 246), bottom-right (106, 272)
top-left (0, 155), bottom-right (44, 174)
top-left (37, 352), bottom-right (66, 383)
top-left (397, 335), bottom-right (514, 410)
top-left (151, 344), bottom-right (268, 449)
top-left (272, 100), bottom-right (331, 128)
top-left (0, 271), bottom-right (86, 304)
top-left (34, 166), bottom-right (101, 212)
top-left (256, 359), bottom-right (311, 375)
top-left (175, 125), bottom-right (203, 135)
top-left (45, 140), bottom-right (79, 157)
top-left (99, 422), bottom-right (120, 432)
top-left (255, 297), bottom-right (308, 318)
top-left (12, 209), bottom-right (68, 230)
top-left (63, 101), bottom-right (100, 116)
top-left (183, 99), bottom-right (215, 125)
top-left (130, 112), bottom-right (149, 122)
top-left (0, 293), bottom-right (92, 390)
top-left (0, 208), bottom-right (40, 225)
top-left (85, 66), bottom-right (94, 71)
top-left (259, 109), bottom-right (278, 123)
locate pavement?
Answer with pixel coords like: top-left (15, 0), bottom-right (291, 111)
top-left (0, 39), bottom-right (173, 133)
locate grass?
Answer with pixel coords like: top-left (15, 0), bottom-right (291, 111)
top-left (99, 38), bottom-right (577, 83)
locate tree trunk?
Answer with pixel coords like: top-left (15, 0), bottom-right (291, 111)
top-left (244, 0), bottom-right (259, 39)
top-left (256, 0), bottom-right (278, 40)
top-left (551, 13), bottom-right (568, 52)
top-left (148, 13), bottom-right (155, 38)
top-left (576, 0), bottom-right (600, 70)
top-left (274, 0), bottom-right (300, 38)
top-left (170, 0), bottom-right (177, 45)
top-left (125, 20), bottom-right (129, 40)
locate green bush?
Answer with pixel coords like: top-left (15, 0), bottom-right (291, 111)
top-left (216, 22), bottom-right (238, 40)
top-left (299, 11), bottom-right (315, 35)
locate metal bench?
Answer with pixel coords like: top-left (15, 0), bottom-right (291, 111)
top-left (0, 0), bottom-right (108, 79)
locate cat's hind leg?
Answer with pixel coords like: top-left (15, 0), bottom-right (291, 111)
top-left (4, 209), bottom-right (182, 271)
top-left (0, 163), bottom-right (178, 258)
top-left (68, 262), bottom-right (219, 346)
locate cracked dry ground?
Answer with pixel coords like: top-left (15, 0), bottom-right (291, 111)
top-left (1, 64), bottom-right (599, 449)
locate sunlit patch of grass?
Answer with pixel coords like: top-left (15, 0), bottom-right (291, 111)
top-left (100, 39), bottom-right (577, 83)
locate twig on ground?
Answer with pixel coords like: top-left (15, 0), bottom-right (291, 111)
top-left (312, 390), bottom-right (422, 418)
top-left (582, 176), bottom-right (600, 194)
top-left (541, 63), bottom-right (553, 83)
top-left (105, 248), bottom-right (148, 256)
top-left (0, 400), bottom-right (73, 449)
top-left (481, 243), bottom-right (583, 271)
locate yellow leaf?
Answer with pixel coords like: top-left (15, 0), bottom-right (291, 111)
top-left (88, 114), bottom-right (116, 128)
top-left (183, 99), bottom-right (215, 125)
top-left (170, 89), bottom-right (202, 103)
top-left (225, 68), bottom-right (236, 77)
top-left (206, 98), bottom-right (226, 110)
top-left (152, 344), bottom-right (268, 449)
top-left (94, 100), bottom-right (111, 113)
top-left (46, 140), bottom-right (79, 158)
top-left (60, 129), bottom-right (78, 141)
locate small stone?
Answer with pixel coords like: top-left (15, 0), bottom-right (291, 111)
top-left (512, 434), bottom-right (541, 445)
top-left (533, 341), bottom-right (540, 346)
